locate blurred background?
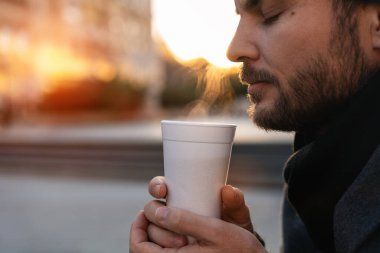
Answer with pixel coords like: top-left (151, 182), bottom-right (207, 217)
top-left (0, 0), bottom-right (294, 252)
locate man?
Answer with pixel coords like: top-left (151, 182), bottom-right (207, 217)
top-left (130, 0), bottom-right (380, 252)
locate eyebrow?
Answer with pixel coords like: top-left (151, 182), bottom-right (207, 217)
top-left (235, 0), bottom-right (261, 14)
top-left (245, 0), bottom-right (261, 9)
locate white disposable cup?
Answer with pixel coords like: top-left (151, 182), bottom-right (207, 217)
top-left (161, 120), bottom-right (236, 221)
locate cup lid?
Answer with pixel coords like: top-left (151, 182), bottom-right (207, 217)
top-left (161, 120), bottom-right (236, 144)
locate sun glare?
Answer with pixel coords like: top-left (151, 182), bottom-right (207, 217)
top-left (34, 44), bottom-right (89, 84)
top-left (152, 0), bottom-right (239, 68)
top-left (33, 43), bottom-right (117, 92)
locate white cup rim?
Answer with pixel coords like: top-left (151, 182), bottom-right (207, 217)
top-left (161, 120), bottom-right (236, 144)
top-left (161, 120), bottom-right (236, 128)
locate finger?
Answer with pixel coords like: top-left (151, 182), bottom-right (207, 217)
top-left (129, 211), bottom-right (162, 253)
top-left (144, 200), bottom-right (166, 224)
top-left (148, 176), bottom-right (167, 199)
top-left (221, 185), bottom-right (253, 232)
top-left (152, 207), bottom-right (267, 253)
top-left (130, 211), bottom-right (149, 244)
top-left (154, 206), bottom-right (227, 242)
top-left (222, 185), bottom-right (246, 210)
top-left (147, 223), bottom-right (187, 248)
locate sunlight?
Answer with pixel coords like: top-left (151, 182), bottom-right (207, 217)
top-left (152, 0), bottom-right (239, 68)
top-left (33, 43), bottom-right (116, 92)
top-left (34, 44), bottom-right (90, 85)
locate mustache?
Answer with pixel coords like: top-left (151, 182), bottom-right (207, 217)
top-left (239, 64), bottom-right (280, 87)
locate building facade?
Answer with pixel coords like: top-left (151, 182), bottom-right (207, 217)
top-left (0, 0), bottom-right (163, 111)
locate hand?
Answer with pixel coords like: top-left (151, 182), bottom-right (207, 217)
top-left (148, 177), bottom-right (253, 230)
top-left (130, 205), bottom-right (267, 253)
top-left (221, 184), bottom-right (254, 233)
top-left (144, 176), bottom-right (257, 247)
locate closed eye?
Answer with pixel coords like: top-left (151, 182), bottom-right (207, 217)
top-left (263, 12), bottom-right (282, 25)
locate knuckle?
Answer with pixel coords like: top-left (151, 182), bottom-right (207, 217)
top-left (144, 200), bottom-right (165, 222)
top-left (129, 243), bottom-right (139, 253)
top-left (170, 209), bottom-right (182, 227)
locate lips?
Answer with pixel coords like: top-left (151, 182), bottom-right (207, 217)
top-left (240, 65), bottom-right (278, 97)
top-left (247, 81), bottom-right (271, 95)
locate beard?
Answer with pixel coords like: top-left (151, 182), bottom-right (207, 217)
top-left (242, 16), bottom-right (370, 132)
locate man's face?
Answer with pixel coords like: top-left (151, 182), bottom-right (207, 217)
top-left (228, 0), bottom-right (369, 132)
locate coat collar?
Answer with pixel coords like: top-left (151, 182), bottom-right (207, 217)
top-left (334, 144), bottom-right (380, 253)
top-left (284, 70), bottom-right (380, 251)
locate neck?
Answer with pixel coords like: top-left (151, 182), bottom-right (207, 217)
top-left (295, 68), bottom-right (380, 149)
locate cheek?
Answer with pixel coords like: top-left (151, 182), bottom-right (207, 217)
top-left (260, 11), bottom-right (332, 77)
top-left (266, 35), bottom-right (321, 73)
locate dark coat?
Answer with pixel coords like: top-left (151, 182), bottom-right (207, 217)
top-left (282, 144), bottom-right (380, 253)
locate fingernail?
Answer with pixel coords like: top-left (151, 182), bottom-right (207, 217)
top-left (154, 184), bottom-right (161, 195)
top-left (155, 207), bottom-right (169, 221)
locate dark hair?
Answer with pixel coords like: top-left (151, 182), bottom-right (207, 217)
top-left (332, 0), bottom-right (380, 12)
top-left (331, 0), bottom-right (361, 31)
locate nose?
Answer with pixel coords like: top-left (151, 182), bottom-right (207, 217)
top-left (227, 20), bottom-right (260, 63)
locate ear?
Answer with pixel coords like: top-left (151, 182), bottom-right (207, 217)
top-left (370, 6), bottom-right (380, 49)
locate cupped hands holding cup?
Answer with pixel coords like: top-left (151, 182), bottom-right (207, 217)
top-left (129, 121), bottom-right (267, 253)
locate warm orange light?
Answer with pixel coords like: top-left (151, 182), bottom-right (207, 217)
top-left (93, 59), bottom-right (117, 82)
top-left (34, 44), bottom-right (90, 86)
top-left (32, 43), bottom-right (117, 92)
top-left (0, 72), bottom-right (8, 92)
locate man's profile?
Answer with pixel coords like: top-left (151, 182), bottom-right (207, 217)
top-left (130, 0), bottom-right (380, 252)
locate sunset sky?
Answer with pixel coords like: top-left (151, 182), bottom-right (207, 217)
top-left (152, 0), bottom-right (240, 67)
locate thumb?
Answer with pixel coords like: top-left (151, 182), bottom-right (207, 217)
top-left (154, 206), bottom-right (224, 242)
top-left (221, 185), bottom-right (253, 232)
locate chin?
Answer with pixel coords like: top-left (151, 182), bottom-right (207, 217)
top-left (248, 103), bottom-right (295, 132)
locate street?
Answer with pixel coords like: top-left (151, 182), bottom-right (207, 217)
top-left (0, 174), bottom-right (283, 253)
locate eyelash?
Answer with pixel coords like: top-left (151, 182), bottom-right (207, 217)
top-left (263, 12), bottom-right (282, 25)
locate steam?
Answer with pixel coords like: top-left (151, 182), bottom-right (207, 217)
top-left (183, 62), bottom-right (240, 118)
